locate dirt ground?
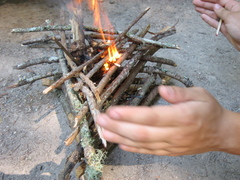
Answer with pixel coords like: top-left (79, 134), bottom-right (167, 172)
top-left (0, 0), bottom-right (240, 180)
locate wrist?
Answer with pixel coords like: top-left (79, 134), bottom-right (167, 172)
top-left (217, 109), bottom-right (240, 154)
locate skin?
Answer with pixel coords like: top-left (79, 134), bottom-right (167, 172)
top-left (96, 0), bottom-right (240, 156)
top-left (193, 0), bottom-right (240, 50)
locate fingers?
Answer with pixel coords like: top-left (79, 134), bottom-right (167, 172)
top-left (201, 13), bottom-right (220, 29)
top-left (119, 144), bottom-right (193, 156)
top-left (193, 0), bottom-right (216, 11)
top-left (158, 86), bottom-right (210, 104)
top-left (97, 86), bottom-right (210, 127)
top-left (98, 103), bottom-right (196, 127)
top-left (102, 127), bottom-right (171, 148)
top-left (214, 3), bottom-right (232, 19)
top-left (97, 113), bottom-right (175, 142)
top-left (195, 6), bottom-right (218, 19)
top-left (102, 105), bottom-right (180, 126)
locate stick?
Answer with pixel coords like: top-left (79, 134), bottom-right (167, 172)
top-left (127, 34), bottom-right (180, 49)
top-left (216, 19), bottom-right (222, 36)
top-left (97, 24), bottom-right (151, 94)
top-left (8, 70), bottom-right (61, 88)
top-left (43, 51), bottom-right (104, 94)
top-left (64, 126), bottom-right (80, 146)
top-left (140, 55), bottom-right (177, 66)
top-left (115, 7), bottom-right (150, 43)
top-left (52, 37), bottom-right (78, 67)
top-left (21, 34), bottom-right (57, 45)
top-left (130, 75), bottom-right (156, 106)
top-left (12, 25), bottom-right (72, 33)
top-left (79, 73), bottom-right (101, 103)
top-left (13, 57), bottom-right (59, 69)
top-left (73, 103), bottom-right (88, 128)
top-left (56, 50), bottom-right (83, 114)
top-left (142, 66), bottom-right (194, 87)
top-left (141, 86), bottom-right (159, 106)
top-left (12, 24), bottom-right (119, 34)
top-left (58, 145), bottom-right (83, 180)
top-left (81, 86), bottom-right (107, 147)
top-left (112, 25), bottom-right (171, 105)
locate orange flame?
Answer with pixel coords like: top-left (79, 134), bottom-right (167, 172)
top-left (71, 0), bottom-right (121, 71)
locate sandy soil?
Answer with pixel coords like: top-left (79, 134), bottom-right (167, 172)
top-left (0, 0), bottom-right (240, 180)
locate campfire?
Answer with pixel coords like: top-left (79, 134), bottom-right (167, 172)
top-left (10, 0), bottom-right (193, 179)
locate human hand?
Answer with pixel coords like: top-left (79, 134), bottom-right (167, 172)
top-left (97, 86), bottom-right (230, 156)
top-left (193, 0), bottom-right (240, 51)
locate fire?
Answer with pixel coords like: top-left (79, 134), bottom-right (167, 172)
top-left (71, 0), bottom-right (121, 71)
top-left (107, 44), bottom-right (121, 63)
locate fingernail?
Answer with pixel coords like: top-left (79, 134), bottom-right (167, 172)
top-left (161, 85), bottom-right (174, 96)
top-left (108, 107), bottom-right (121, 120)
top-left (96, 114), bottom-right (106, 126)
top-left (214, 4), bottom-right (222, 10)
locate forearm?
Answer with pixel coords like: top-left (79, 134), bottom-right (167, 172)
top-left (218, 109), bottom-right (240, 154)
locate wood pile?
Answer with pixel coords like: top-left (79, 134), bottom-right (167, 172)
top-left (10, 7), bottom-right (193, 180)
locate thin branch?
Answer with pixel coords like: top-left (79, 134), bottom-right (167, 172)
top-left (43, 51), bottom-right (104, 94)
top-left (12, 25), bottom-right (72, 33)
top-left (8, 71), bottom-right (61, 88)
top-left (127, 34), bottom-right (180, 49)
top-left (13, 57), bottom-right (59, 69)
top-left (141, 86), bottom-right (159, 106)
top-left (79, 73), bottom-right (101, 103)
top-left (130, 75), bottom-right (156, 106)
top-left (81, 86), bottom-right (107, 147)
top-left (142, 66), bottom-right (194, 87)
top-left (140, 55), bottom-right (177, 66)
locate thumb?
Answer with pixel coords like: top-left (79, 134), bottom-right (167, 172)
top-left (214, 4), bottom-right (230, 21)
top-left (158, 85), bottom-right (208, 104)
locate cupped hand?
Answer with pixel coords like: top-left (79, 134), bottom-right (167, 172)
top-left (97, 86), bottom-right (229, 156)
top-left (193, 0), bottom-right (240, 51)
